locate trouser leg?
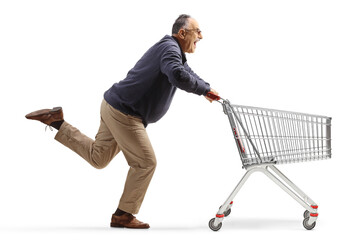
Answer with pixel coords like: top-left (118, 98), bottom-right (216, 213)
top-left (54, 103), bottom-right (120, 169)
top-left (101, 100), bottom-right (157, 214)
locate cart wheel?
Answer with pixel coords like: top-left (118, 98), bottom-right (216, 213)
top-left (219, 206), bottom-right (231, 217)
top-left (209, 218), bottom-right (222, 231)
top-left (224, 208), bottom-right (231, 217)
top-left (303, 217), bottom-right (316, 230)
top-left (303, 210), bottom-right (310, 218)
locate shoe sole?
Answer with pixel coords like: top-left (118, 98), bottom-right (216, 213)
top-left (110, 223), bottom-right (125, 228)
top-left (110, 223), bottom-right (150, 229)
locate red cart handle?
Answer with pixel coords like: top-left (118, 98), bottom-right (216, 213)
top-left (206, 92), bottom-right (221, 101)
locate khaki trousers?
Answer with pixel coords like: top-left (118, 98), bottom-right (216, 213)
top-left (54, 99), bottom-right (156, 214)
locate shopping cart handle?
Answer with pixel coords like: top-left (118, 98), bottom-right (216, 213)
top-left (206, 92), bottom-right (221, 101)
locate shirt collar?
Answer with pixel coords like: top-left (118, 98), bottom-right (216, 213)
top-left (171, 36), bottom-right (187, 64)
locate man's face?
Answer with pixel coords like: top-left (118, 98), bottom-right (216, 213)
top-left (179, 18), bottom-right (203, 53)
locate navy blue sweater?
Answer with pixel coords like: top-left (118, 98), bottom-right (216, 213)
top-left (104, 35), bottom-right (211, 127)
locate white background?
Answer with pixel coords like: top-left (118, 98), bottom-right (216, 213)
top-left (1, 0), bottom-right (359, 239)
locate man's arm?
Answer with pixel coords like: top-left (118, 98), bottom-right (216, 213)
top-left (160, 49), bottom-right (211, 95)
top-left (184, 62), bottom-right (219, 102)
top-left (183, 62), bottom-right (208, 88)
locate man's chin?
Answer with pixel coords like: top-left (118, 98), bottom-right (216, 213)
top-left (185, 49), bottom-right (195, 54)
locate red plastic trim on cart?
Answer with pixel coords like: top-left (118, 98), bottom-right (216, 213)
top-left (216, 214), bottom-right (225, 218)
top-left (311, 205), bottom-right (318, 209)
top-left (310, 213), bottom-right (319, 217)
top-left (233, 128), bottom-right (245, 153)
top-left (206, 92), bottom-right (220, 101)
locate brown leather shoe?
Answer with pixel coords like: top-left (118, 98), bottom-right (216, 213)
top-left (25, 107), bottom-right (63, 126)
top-left (110, 213), bottom-right (150, 229)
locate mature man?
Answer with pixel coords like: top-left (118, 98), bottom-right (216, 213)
top-left (26, 14), bottom-right (217, 229)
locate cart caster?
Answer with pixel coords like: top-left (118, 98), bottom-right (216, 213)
top-left (303, 217), bottom-right (316, 230)
top-left (224, 208), bottom-right (231, 217)
top-left (219, 205), bottom-right (232, 217)
top-left (303, 210), bottom-right (310, 218)
top-left (209, 218), bottom-right (222, 231)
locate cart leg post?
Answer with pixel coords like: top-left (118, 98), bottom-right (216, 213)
top-left (261, 166), bottom-right (315, 210)
top-left (217, 168), bottom-right (256, 214)
top-left (209, 168), bottom-right (257, 231)
top-left (260, 166), bottom-right (319, 230)
top-left (269, 166), bottom-right (317, 207)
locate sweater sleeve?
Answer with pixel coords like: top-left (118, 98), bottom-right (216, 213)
top-left (183, 62), bottom-right (211, 95)
top-left (160, 48), bottom-right (211, 96)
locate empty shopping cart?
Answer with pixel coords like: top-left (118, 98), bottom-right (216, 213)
top-left (206, 93), bottom-right (332, 231)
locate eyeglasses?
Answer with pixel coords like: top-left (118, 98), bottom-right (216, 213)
top-left (185, 28), bottom-right (202, 35)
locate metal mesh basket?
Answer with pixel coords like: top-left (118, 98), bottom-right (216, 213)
top-left (225, 103), bottom-right (332, 166)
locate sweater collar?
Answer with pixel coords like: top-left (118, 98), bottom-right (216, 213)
top-left (171, 35), bottom-right (187, 65)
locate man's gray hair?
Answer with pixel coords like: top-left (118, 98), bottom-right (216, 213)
top-left (172, 14), bottom-right (191, 34)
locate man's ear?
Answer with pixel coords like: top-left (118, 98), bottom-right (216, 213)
top-left (178, 29), bottom-right (186, 39)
